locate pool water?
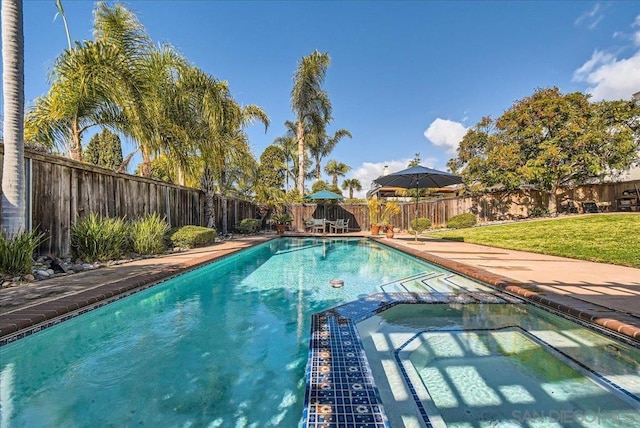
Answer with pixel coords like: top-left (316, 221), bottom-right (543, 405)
top-left (0, 238), bottom-right (455, 427)
top-left (358, 304), bottom-right (640, 428)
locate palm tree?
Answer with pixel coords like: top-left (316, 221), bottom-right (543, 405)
top-left (291, 50), bottom-right (331, 195)
top-left (275, 120), bottom-right (313, 192)
top-left (25, 2), bottom-right (153, 161)
top-left (25, 40), bottom-right (131, 160)
top-left (1, 0), bottom-right (26, 236)
top-left (324, 160), bottom-right (351, 188)
top-left (342, 178), bottom-right (362, 200)
top-left (308, 123), bottom-right (351, 181)
top-left (204, 94), bottom-right (268, 235)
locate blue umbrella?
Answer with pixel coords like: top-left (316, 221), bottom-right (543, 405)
top-left (304, 190), bottom-right (345, 200)
top-left (304, 190), bottom-right (344, 219)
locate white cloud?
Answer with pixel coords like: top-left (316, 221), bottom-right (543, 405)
top-left (423, 118), bottom-right (467, 155)
top-left (575, 3), bottom-right (602, 28)
top-left (349, 158), bottom-right (439, 199)
top-left (573, 49), bottom-right (640, 101)
top-left (573, 50), bottom-right (615, 77)
top-left (573, 16), bottom-right (640, 101)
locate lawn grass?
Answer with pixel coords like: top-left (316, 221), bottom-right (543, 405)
top-left (428, 213), bottom-right (640, 268)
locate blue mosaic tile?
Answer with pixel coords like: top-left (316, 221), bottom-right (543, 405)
top-left (302, 287), bottom-right (640, 427)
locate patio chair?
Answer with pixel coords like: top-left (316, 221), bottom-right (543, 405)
top-left (331, 219), bottom-right (349, 233)
top-left (304, 218), bottom-right (315, 233)
top-left (312, 218), bottom-right (325, 234)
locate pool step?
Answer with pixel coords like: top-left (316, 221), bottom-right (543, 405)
top-left (381, 272), bottom-right (491, 294)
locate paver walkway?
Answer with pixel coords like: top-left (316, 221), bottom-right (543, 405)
top-left (1, 232), bottom-right (639, 342)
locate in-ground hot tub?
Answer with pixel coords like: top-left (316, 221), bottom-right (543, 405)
top-left (357, 303), bottom-right (640, 427)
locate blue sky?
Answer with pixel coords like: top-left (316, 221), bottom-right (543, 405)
top-left (19, 1), bottom-right (640, 197)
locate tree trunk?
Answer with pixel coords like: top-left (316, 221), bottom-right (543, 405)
top-left (221, 196), bottom-right (228, 235)
top-left (1, 0), bottom-right (26, 237)
top-left (69, 120), bottom-right (83, 161)
top-left (205, 190), bottom-right (215, 228)
top-left (548, 185), bottom-right (558, 215)
top-left (296, 120), bottom-right (305, 195)
top-left (315, 155), bottom-right (321, 181)
top-left (177, 166), bottom-right (185, 186)
top-left (221, 169), bottom-right (228, 235)
top-left (140, 146), bottom-right (152, 177)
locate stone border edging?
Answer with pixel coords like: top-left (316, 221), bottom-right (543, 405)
top-left (0, 237), bottom-right (274, 343)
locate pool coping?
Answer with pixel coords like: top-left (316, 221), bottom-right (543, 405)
top-left (0, 236), bottom-right (275, 345)
top-left (372, 237), bottom-right (640, 341)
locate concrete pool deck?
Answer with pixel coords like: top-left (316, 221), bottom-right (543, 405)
top-left (376, 232), bottom-right (640, 340)
top-left (1, 231), bottom-right (639, 342)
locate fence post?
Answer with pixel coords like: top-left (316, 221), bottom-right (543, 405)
top-left (164, 187), bottom-right (171, 226)
top-left (25, 157), bottom-right (33, 231)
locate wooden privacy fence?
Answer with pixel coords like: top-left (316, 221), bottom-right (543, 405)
top-left (0, 147), bottom-right (256, 257)
top-left (289, 179), bottom-right (640, 232)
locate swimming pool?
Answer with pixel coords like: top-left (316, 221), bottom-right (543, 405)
top-left (0, 238), bottom-right (474, 427)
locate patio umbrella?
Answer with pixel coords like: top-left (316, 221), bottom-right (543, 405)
top-left (373, 165), bottom-right (463, 241)
top-left (304, 189), bottom-right (345, 201)
top-left (304, 190), bottom-right (344, 219)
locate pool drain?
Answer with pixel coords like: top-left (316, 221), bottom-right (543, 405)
top-left (330, 279), bottom-right (344, 288)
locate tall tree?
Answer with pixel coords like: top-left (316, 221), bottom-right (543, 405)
top-left (324, 159), bottom-right (351, 187)
top-left (24, 39), bottom-right (130, 160)
top-left (342, 178), bottom-right (362, 199)
top-left (291, 50), bottom-right (331, 195)
top-left (25, 2), bottom-right (152, 161)
top-left (308, 124), bottom-right (352, 181)
top-left (274, 119), bottom-right (312, 191)
top-left (1, 0), bottom-right (25, 236)
top-left (258, 145), bottom-right (287, 189)
top-left (85, 129), bottom-right (123, 170)
top-left (449, 87), bottom-right (640, 213)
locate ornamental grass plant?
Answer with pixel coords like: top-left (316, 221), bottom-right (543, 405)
top-left (0, 230), bottom-right (45, 275)
top-left (130, 213), bottom-right (170, 255)
top-left (71, 213), bottom-right (130, 261)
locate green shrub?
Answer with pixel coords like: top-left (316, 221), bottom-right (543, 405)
top-left (447, 213), bottom-right (477, 229)
top-left (0, 230), bottom-right (45, 275)
top-left (170, 225), bottom-right (216, 249)
top-left (410, 217), bottom-right (432, 234)
top-left (529, 207), bottom-right (550, 218)
top-left (71, 213), bottom-right (130, 261)
top-left (130, 213), bottom-right (170, 255)
top-left (235, 218), bottom-right (260, 234)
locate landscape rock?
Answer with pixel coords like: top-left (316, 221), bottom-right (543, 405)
top-left (50, 258), bottom-right (69, 273)
top-left (23, 274), bottom-right (35, 282)
top-left (34, 270), bottom-right (50, 280)
top-left (82, 263), bottom-right (94, 271)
